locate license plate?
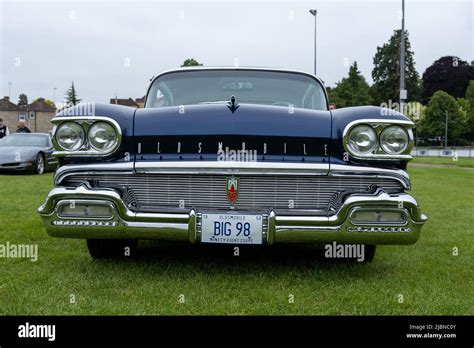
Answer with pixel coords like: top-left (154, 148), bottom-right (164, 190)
top-left (201, 213), bottom-right (263, 244)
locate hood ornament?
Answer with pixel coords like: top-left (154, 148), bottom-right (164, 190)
top-left (227, 95), bottom-right (239, 113)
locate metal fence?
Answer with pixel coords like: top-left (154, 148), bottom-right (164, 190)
top-left (411, 147), bottom-right (474, 158)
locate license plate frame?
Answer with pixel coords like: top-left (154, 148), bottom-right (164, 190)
top-left (200, 212), bottom-right (263, 245)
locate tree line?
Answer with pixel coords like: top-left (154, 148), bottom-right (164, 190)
top-left (327, 30), bottom-right (474, 145)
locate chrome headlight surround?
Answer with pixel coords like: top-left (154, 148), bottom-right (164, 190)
top-left (51, 116), bottom-right (122, 157)
top-left (343, 119), bottom-right (415, 160)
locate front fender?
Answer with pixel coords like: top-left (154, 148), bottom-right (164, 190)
top-left (330, 106), bottom-right (412, 170)
top-left (55, 103), bottom-right (136, 166)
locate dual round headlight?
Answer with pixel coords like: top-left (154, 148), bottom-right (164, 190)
top-left (88, 122), bottom-right (119, 152)
top-left (347, 125), bottom-right (378, 156)
top-left (55, 121), bottom-right (118, 153)
top-left (379, 125), bottom-right (409, 154)
top-left (347, 124), bottom-right (409, 156)
top-left (55, 122), bottom-right (85, 151)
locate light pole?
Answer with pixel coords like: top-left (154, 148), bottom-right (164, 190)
top-left (399, 0), bottom-right (406, 111)
top-left (445, 110), bottom-right (448, 152)
top-left (309, 9), bottom-right (317, 75)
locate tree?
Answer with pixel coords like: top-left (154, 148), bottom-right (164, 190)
top-left (371, 30), bottom-right (421, 105)
top-left (422, 91), bottom-right (467, 143)
top-left (65, 82), bottom-right (81, 106)
top-left (464, 81), bottom-right (474, 140)
top-left (328, 62), bottom-right (372, 107)
top-left (32, 98), bottom-right (56, 109)
top-left (18, 93), bottom-right (28, 106)
top-left (421, 56), bottom-right (474, 104)
top-left (181, 58), bottom-right (203, 67)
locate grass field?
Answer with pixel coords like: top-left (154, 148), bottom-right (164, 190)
top-left (0, 166), bottom-right (472, 315)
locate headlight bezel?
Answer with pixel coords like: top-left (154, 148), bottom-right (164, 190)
top-left (51, 116), bottom-right (122, 157)
top-left (342, 119), bottom-right (415, 161)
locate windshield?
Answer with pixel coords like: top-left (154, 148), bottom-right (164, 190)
top-left (0, 134), bottom-right (50, 147)
top-left (146, 70), bottom-right (328, 111)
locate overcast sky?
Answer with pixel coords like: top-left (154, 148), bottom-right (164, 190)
top-left (0, 0), bottom-right (472, 104)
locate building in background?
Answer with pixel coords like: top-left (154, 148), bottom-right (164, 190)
top-left (0, 96), bottom-right (56, 133)
top-left (135, 96), bottom-right (145, 108)
top-left (110, 96), bottom-right (145, 108)
top-left (110, 97), bottom-right (139, 108)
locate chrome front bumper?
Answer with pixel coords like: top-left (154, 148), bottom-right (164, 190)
top-left (38, 184), bottom-right (427, 245)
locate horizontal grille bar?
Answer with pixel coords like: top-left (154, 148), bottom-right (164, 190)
top-left (62, 173), bottom-right (404, 212)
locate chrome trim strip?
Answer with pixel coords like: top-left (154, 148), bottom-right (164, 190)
top-left (342, 119), bottom-right (415, 161)
top-left (51, 116), bottom-right (122, 157)
top-left (135, 161), bottom-right (329, 175)
top-left (329, 164), bottom-right (410, 189)
top-left (54, 162), bottom-right (134, 185)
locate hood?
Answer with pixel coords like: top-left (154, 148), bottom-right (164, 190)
top-left (134, 103), bottom-right (331, 164)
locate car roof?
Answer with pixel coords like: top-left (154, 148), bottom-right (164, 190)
top-left (150, 66), bottom-right (324, 84)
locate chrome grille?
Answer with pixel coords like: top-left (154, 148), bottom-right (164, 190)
top-left (62, 173), bottom-right (404, 212)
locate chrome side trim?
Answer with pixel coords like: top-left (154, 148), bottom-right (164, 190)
top-left (54, 162), bottom-right (134, 185)
top-left (342, 119), bottom-right (415, 161)
top-left (329, 164), bottom-right (410, 189)
top-left (51, 116), bottom-right (122, 157)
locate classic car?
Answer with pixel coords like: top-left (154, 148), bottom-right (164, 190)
top-left (38, 67), bottom-right (427, 260)
top-left (0, 133), bottom-right (58, 174)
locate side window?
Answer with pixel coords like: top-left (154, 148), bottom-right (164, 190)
top-left (18, 112), bottom-right (26, 120)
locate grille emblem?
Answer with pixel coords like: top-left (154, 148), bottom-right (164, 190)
top-left (226, 176), bottom-right (239, 204)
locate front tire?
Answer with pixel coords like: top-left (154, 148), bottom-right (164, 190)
top-left (34, 153), bottom-right (45, 175)
top-left (363, 245), bottom-right (377, 262)
top-left (86, 239), bottom-right (138, 259)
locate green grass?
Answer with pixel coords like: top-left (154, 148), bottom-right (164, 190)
top-left (0, 168), bottom-right (472, 315)
top-left (411, 156), bottom-right (474, 168)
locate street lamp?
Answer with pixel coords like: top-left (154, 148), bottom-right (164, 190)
top-left (309, 9), bottom-right (318, 75)
top-left (399, 0), bottom-right (406, 111)
top-left (445, 110), bottom-right (448, 152)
